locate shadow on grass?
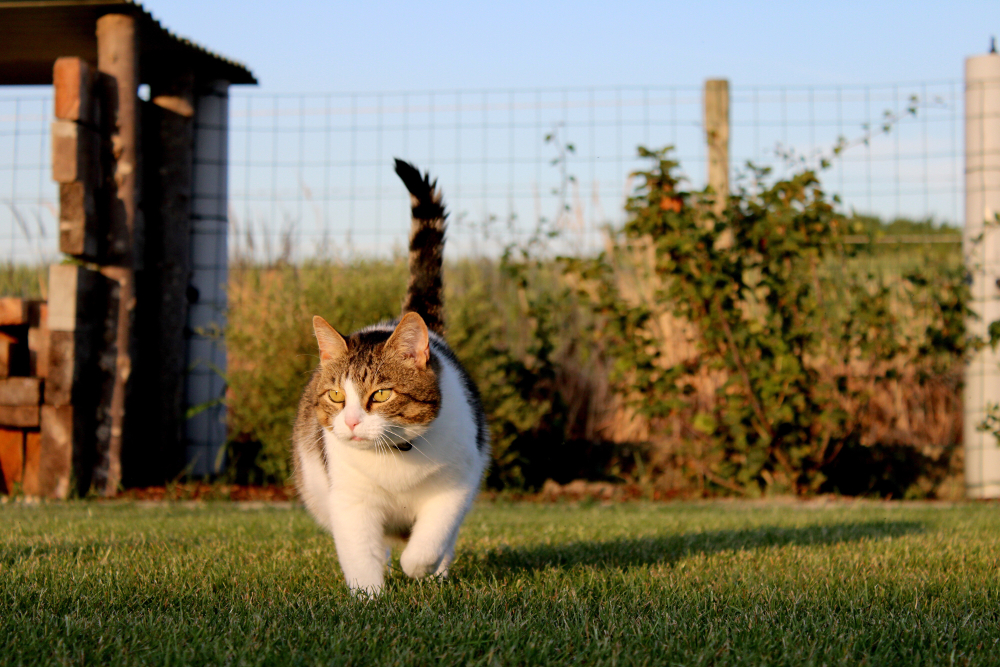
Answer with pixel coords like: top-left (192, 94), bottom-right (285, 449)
top-left (470, 520), bottom-right (924, 574)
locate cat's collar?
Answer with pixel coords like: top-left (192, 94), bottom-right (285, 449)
top-left (393, 441), bottom-right (413, 452)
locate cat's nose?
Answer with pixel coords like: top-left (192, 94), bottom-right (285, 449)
top-left (345, 412), bottom-right (362, 431)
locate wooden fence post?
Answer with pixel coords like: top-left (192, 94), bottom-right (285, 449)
top-left (704, 79), bottom-right (730, 218)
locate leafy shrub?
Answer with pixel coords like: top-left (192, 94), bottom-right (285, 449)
top-left (566, 147), bottom-right (974, 496)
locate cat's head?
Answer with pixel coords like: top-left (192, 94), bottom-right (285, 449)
top-left (311, 312), bottom-right (441, 450)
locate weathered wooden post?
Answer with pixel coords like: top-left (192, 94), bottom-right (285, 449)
top-left (964, 50), bottom-right (1000, 499)
top-left (704, 79), bottom-right (730, 217)
top-left (95, 13), bottom-right (140, 495)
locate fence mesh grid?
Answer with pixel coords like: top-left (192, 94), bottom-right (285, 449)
top-left (1, 80), bottom-right (963, 264)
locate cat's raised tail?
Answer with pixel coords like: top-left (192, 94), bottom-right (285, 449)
top-left (395, 159), bottom-right (447, 336)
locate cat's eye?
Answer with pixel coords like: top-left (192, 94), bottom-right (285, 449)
top-left (327, 388), bottom-right (345, 403)
top-left (371, 389), bottom-right (392, 403)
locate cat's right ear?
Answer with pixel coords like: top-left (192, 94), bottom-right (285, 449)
top-left (313, 316), bottom-right (347, 363)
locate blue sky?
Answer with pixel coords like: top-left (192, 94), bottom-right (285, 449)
top-left (143, 0), bottom-right (998, 92)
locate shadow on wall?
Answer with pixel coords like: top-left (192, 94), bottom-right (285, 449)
top-left (470, 520), bottom-right (924, 574)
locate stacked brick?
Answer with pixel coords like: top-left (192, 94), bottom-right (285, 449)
top-left (0, 298), bottom-right (47, 497)
top-left (0, 56), bottom-right (119, 499)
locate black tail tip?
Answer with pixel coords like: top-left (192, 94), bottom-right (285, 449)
top-left (394, 158), bottom-right (437, 201)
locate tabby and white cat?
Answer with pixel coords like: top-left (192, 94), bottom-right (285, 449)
top-left (292, 160), bottom-right (489, 595)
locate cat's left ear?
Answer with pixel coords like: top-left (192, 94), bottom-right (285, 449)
top-left (386, 312), bottom-right (430, 370)
top-left (313, 316), bottom-right (347, 363)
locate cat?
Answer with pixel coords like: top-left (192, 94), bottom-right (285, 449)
top-left (291, 159), bottom-right (490, 596)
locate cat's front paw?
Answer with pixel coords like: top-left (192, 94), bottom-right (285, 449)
top-left (400, 547), bottom-right (441, 579)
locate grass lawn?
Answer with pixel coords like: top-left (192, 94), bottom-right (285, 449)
top-left (2, 500), bottom-right (999, 666)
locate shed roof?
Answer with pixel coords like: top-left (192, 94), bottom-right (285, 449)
top-left (0, 0), bottom-right (256, 86)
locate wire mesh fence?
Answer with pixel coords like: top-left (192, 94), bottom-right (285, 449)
top-left (0, 80), bottom-right (964, 265)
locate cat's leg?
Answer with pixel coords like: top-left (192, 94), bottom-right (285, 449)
top-left (400, 487), bottom-right (474, 579)
top-left (328, 496), bottom-right (389, 595)
top-left (432, 532), bottom-right (458, 578)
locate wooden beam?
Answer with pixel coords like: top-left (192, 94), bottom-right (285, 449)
top-left (96, 12), bottom-right (139, 497)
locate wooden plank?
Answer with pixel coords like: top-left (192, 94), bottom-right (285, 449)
top-left (39, 405), bottom-right (72, 499)
top-left (59, 181), bottom-right (99, 258)
top-left (0, 406), bottom-right (40, 428)
top-left (22, 430), bottom-right (40, 497)
top-left (0, 377), bottom-right (41, 406)
top-left (51, 119), bottom-right (99, 184)
top-left (53, 57), bottom-right (94, 124)
top-left (0, 298), bottom-right (27, 325)
top-left (0, 428), bottom-right (23, 495)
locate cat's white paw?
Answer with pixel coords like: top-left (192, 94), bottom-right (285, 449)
top-left (400, 547), bottom-right (441, 579)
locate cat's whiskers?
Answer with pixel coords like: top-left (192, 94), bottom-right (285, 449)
top-left (375, 432), bottom-right (402, 474)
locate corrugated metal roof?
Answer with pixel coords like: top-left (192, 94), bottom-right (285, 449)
top-left (0, 0), bottom-right (257, 85)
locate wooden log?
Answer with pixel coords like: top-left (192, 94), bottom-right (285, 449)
top-left (39, 405), bottom-right (72, 499)
top-left (0, 378), bottom-right (41, 406)
top-left (0, 298), bottom-right (27, 325)
top-left (51, 120), bottom-right (100, 184)
top-left (22, 430), bottom-right (40, 497)
top-left (0, 428), bottom-right (23, 495)
top-left (53, 57), bottom-right (95, 124)
top-left (0, 406), bottom-right (40, 428)
top-left (97, 13), bottom-right (139, 497)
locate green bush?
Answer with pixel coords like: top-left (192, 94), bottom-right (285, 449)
top-left (566, 147), bottom-right (972, 496)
